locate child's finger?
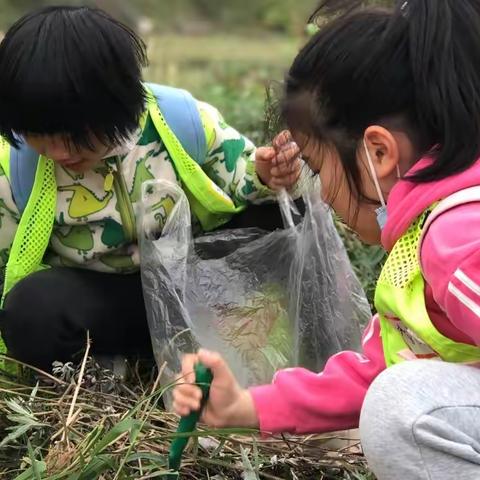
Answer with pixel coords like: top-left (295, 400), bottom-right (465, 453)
top-left (173, 402), bottom-right (194, 418)
top-left (270, 171), bottom-right (300, 189)
top-left (270, 177), bottom-right (291, 188)
top-left (180, 353), bottom-right (199, 384)
top-left (172, 387), bottom-right (202, 413)
top-left (256, 146), bottom-right (276, 163)
top-left (282, 157), bottom-right (302, 175)
top-left (276, 158), bottom-right (293, 175)
top-left (270, 174), bottom-right (294, 186)
top-left (270, 166), bottom-right (290, 178)
top-left (273, 130), bottom-right (293, 151)
top-left (290, 158), bottom-right (303, 174)
top-left (172, 381), bottom-right (203, 416)
top-left (270, 158), bottom-right (301, 178)
top-left (273, 152), bottom-right (299, 176)
top-left (267, 181), bottom-right (283, 192)
top-left (197, 349), bottom-right (235, 387)
top-left (275, 144), bottom-right (301, 170)
top-left (174, 379), bottom-right (203, 398)
top-left (277, 142), bottom-right (300, 161)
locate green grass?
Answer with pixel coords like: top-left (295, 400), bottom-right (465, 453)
top-left (0, 357), bottom-right (374, 479)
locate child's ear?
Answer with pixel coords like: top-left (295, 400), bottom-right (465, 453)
top-left (363, 126), bottom-right (400, 179)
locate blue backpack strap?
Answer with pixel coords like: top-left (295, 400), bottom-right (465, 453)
top-left (145, 83), bottom-right (207, 165)
top-left (9, 140), bottom-right (39, 214)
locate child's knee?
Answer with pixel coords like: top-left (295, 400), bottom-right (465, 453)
top-left (3, 269), bottom-right (61, 317)
top-left (1, 270), bottom-right (68, 362)
top-left (359, 361), bottom-right (437, 454)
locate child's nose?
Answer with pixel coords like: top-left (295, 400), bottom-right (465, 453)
top-left (45, 139), bottom-right (71, 161)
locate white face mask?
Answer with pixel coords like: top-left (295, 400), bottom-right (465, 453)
top-left (363, 139), bottom-right (400, 230)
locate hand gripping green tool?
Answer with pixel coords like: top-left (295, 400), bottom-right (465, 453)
top-left (167, 363), bottom-right (213, 478)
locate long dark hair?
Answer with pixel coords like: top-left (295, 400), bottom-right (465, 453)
top-left (0, 6), bottom-right (148, 150)
top-left (283, 0), bottom-right (480, 201)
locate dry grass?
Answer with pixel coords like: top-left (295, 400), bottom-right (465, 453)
top-left (0, 354), bottom-right (374, 480)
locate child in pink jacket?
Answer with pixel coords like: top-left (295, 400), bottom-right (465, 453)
top-left (173, 1), bottom-right (480, 478)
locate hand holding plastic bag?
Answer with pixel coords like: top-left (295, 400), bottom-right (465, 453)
top-left (140, 179), bottom-right (370, 389)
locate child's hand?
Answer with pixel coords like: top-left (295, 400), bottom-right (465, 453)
top-left (172, 349), bottom-right (259, 429)
top-left (255, 130), bottom-right (302, 191)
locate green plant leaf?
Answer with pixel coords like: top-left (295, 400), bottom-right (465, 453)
top-left (92, 417), bottom-right (141, 454)
top-left (0, 424), bottom-right (38, 448)
top-left (125, 452), bottom-right (168, 467)
top-left (240, 447), bottom-right (259, 480)
top-left (27, 439), bottom-right (42, 480)
top-left (77, 454), bottom-right (117, 480)
top-left (13, 462), bottom-right (47, 480)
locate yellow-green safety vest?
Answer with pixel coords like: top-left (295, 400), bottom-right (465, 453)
top-left (376, 187), bottom-right (480, 366)
top-left (0, 86), bottom-right (245, 356)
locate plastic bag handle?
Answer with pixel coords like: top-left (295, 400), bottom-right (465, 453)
top-left (277, 188), bottom-right (301, 229)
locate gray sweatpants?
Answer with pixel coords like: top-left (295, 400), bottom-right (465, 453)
top-left (360, 360), bottom-right (480, 480)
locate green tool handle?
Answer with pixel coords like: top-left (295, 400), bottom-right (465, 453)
top-left (168, 363), bottom-right (213, 474)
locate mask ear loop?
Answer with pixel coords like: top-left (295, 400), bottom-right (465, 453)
top-left (363, 138), bottom-right (386, 208)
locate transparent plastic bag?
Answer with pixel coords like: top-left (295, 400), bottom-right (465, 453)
top-left (139, 179), bottom-right (370, 389)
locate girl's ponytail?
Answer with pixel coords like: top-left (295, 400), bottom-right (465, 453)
top-left (401, 0), bottom-right (480, 180)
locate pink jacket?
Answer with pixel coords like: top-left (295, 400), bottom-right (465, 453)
top-left (250, 158), bottom-right (480, 435)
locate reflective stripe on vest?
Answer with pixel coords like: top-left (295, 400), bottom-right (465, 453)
top-left (145, 88), bottom-right (245, 230)
top-left (375, 191), bottom-right (480, 367)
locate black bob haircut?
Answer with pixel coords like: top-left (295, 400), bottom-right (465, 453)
top-left (283, 0), bottom-right (480, 202)
top-left (0, 5), bottom-right (148, 149)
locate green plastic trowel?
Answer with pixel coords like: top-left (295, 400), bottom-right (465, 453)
top-left (166, 363), bottom-right (213, 478)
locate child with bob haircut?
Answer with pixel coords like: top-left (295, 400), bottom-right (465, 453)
top-left (0, 6), bottom-right (302, 372)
